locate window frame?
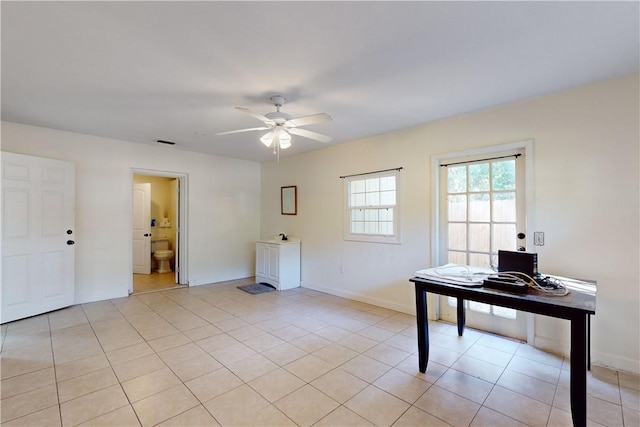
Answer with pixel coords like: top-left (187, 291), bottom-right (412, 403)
top-left (343, 170), bottom-right (401, 244)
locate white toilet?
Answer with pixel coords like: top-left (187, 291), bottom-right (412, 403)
top-left (151, 238), bottom-right (174, 273)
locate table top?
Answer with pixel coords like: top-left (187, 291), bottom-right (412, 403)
top-left (411, 275), bottom-right (596, 317)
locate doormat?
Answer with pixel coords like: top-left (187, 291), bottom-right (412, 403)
top-left (237, 283), bottom-right (276, 295)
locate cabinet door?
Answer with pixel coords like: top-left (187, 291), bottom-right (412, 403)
top-left (267, 246), bottom-right (279, 281)
top-left (256, 244), bottom-right (268, 277)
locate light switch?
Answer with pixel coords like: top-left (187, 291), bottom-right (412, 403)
top-left (534, 231), bottom-right (544, 246)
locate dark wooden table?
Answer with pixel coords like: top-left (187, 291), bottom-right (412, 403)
top-left (410, 276), bottom-right (596, 427)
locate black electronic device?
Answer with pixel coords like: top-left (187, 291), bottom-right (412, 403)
top-left (498, 250), bottom-right (538, 278)
top-left (483, 274), bottom-right (529, 293)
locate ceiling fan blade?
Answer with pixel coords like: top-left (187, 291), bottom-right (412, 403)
top-left (214, 126), bottom-right (270, 136)
top-left (235, 107), bottom-right (274, 125)
top-left (286, 113), bottom-right (332, 128)
top-left (288, 127), bottom-right (333, 143)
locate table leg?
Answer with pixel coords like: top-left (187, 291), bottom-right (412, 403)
top-left (587, 315), bottom-right (591, 371)
top-left (414, 284), bottom-right (429, 373)
top-left (457, 297), bottom-right (466, 336)
top-left (570, 314), bottom-right (588, 427)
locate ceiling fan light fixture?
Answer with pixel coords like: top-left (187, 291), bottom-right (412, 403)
top-left (260, 132), bottom-right (274, 147)
top-left (279, 130), bottom-right (291, 149)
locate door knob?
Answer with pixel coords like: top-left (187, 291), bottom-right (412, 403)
top-left (517, 232), bottom-right (526, 239)
top-left (66, 229), bottom-right (73, 235)
top-left (144, 233), bottom-right (150, 237)
top-left (66, 240), bottom-right (75, 245)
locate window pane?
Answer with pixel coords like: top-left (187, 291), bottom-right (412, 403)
top-left (351, 193), bottom-right (365, 207)
top-left (351, 209), bottom-right (364, 221)
top-left (469, 252), bottom-right (491, 267)
top-left (469, 193), bottom-right (490, 221)
top-left (351, 180), bottom-right (364, 193)
top-left (379, 222), bottom-right (393, 235)
top-left (492, 160), bottom-right (515, 190)
top-left (365, 178), bottom-right (379, 192)
top-left (469, 163), bottom-right (490, 191)
top-left (364, 209), bottom-right (379, 221)
top-left (493, 192), bottom-right (515, 222)
top-left (448, 223), bottom-right (466, 250)
top-left (351, 221), bottom-right (364, 233)
top-left (379, 208), bottom-right (393, 221)
top-left (365, 221), bottom-right (378, 234)
top-left (469, 301), bottom-right (491, 313)
top-left (448, 166), bottom-right (466, 193)
top-left (447, 296), bottom-right (457, 307)
top-left (380, 190), bottom-right (395, 205)
top-left (448, 195), bottom-right (467, 221)
top-left (380, 176), bottom-right (395, 191)
top-left (493, 306), bottom-right (517, 319)
top-left (365, 191), bottom-right (380, 206)
top-left (492, 223), bottom-right (516, 251)
top-left (448, 251), bottom-right (467, 264)
top-left (469, 224), bottom-right (490, 252)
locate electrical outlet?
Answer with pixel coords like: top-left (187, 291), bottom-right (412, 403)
top-left (534, 231), bottom-right (545, 246)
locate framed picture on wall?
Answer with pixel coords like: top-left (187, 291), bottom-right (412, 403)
top-left (281, 186), bottom-right (297, 215)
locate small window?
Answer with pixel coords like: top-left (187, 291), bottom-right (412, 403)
top-left (344, 170), bottom-right (400, 243)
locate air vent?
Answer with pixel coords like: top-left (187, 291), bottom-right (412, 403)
top-left (156, 139), bottom-right (176, 145)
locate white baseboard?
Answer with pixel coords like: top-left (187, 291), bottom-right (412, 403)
top-left (592, 350), bottom-right (640, 375)
top-left (531, 335), bottom-right (640, 375)
top-left (533, 335), bottom-right (570, 358)
top-left (301, 281), bottom-right (415, 315)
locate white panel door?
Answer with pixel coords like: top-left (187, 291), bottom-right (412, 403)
top-left (132, 183), bottom-right (151, 274)
top-left (2, 152), bottom-right (75, 323)
top-left (438, 150), bottom-right (527, 339)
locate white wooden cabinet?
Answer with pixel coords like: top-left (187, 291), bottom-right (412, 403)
top-left (256, 239), bottom-right (300, 290)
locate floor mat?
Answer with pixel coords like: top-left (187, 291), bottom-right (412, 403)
top-left (237, 283), bottom-right (276, 294)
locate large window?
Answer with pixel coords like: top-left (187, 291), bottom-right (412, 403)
top-left (344, 170), bottom-right (400, 243)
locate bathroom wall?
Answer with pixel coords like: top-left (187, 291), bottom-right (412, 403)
top-left (133, 174), bottom-right (177, 252)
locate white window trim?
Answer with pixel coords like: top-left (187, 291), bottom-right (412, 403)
top-left (344, 170), bottom-right (402, 244)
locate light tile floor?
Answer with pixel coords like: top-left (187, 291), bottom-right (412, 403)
top-left (1, 278), bottom-right (638, 426)
top-left (133, 272), bottom-right (183, 294)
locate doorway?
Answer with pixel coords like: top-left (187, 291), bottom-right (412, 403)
top-left (437, 149), bottom-right (527, 339)
top-left (431, 140), bottom-right (535, 342)
top-left (131, 169), bottom-right (188, 294)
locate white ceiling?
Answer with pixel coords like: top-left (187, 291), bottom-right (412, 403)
top-left (2, 2), bottom-right (638, 162)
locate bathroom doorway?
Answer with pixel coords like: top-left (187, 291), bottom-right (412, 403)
top-left (131, 169), bottom-right (188, 294)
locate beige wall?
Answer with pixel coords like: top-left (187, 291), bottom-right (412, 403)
top-left (260, 73), bottom-right (640, 373)
top-left (133, 174), bottom-right (177, 251)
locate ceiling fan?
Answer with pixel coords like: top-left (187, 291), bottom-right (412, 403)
top-left (215, 95), bottom-right (332, 153)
